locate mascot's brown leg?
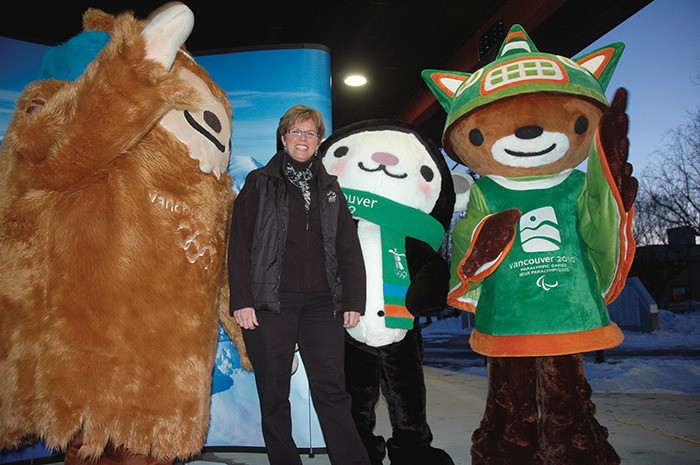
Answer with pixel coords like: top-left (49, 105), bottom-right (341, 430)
top-left (471, 357), bottom-right (544, 465)
top-left (65, 432), bottom-right (173, 465)
top-left (537, 355), bottom-right (620, 465)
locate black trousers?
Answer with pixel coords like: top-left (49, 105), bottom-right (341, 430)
top-left (242, 292), bottom-right (370, 465)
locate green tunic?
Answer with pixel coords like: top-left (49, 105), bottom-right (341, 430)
top-left (473, 171), bottom-right (611, 333)
top-left (450, 161), bottom-right (628, 356)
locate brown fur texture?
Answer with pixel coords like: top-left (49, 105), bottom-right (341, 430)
top-left (0, 5), bottom-right (246, 461)
top-left (447, 94), bottom-right (603, 178)
top-left (471, 356), bottom-right (620, 465)
top-left (460, 208), bottom-right (521, 277)
top-left (598, 88), bottom-right (637, 211)
top-left (447, 90), bottom-right (633, 465)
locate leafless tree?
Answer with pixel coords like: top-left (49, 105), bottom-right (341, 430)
top-left (634, 108), bottom-right (700, 246)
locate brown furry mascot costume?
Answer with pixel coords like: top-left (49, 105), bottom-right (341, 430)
top-left (0, 3), bottom-right (247, 465)
top-left (423, 25), bottom-right (637, 465)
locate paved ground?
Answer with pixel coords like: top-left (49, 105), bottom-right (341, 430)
top-left (187, 366), bottom-right (700, 465)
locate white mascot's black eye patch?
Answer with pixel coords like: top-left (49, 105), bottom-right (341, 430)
top-left (334, 146), bottom-right (349, 158)
top-left (420, 165), bottom-right (434, 182)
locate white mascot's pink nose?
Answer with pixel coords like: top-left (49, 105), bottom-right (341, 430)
top-left (371, 151), bottom-right (399, 166)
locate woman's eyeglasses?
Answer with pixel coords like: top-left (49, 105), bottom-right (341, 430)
top-left (286, 128), bottom-right (320, 139)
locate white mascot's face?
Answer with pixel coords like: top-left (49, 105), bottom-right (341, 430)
top-left (159, 67), bottom-right (232, 179)
top-left (323, 129), bottom-right (443, 213)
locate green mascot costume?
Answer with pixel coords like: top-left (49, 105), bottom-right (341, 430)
top-left (423, 25), bottom-right (637, 465)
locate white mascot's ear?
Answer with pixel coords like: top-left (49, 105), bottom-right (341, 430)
top-left (451, 171), bottom-right (473, 213)
top-left (141, 2), bottom-right (194, 70)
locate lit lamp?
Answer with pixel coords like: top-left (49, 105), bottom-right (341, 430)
top-left (344, 74), bottom-right (367, 87)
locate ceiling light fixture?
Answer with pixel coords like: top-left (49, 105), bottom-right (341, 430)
top-left (344, 74), bottom-right (367, 87)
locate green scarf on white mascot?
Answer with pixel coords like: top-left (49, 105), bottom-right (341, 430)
top-left (319, 120), bottom-right (469, 465)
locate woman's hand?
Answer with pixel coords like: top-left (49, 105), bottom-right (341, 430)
top-left (233, 307), bottom-right (258, 330)
top-left (343, 311), bottom-right (362, 328)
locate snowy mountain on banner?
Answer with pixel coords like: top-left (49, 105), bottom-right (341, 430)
top-left (228, 155), bottom-right (263, 193)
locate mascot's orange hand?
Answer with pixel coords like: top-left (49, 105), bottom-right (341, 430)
top-left (600, 87), bottom-right (638, 212)
top-left (461, 208), bottom-right (521, 277)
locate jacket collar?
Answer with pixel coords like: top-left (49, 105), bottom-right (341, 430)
top-left (262, 150), bottom-right (337, 188)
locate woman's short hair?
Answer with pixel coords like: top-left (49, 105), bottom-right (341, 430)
top-left (278, 105), bottom-right (326, 140)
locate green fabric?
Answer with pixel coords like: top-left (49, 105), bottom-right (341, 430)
top-left (421, 25), bottom-right (625, 145)
top-left (451, 171), bottom-right (621, 338)
top-left (578, 142), bottom-right (622, 295)
top-left (449, 184), bottom-right (488, 305)
top-left (476, 174), bottom-right (610, 335)
top-left (343, 188), bottom-right (445, 329)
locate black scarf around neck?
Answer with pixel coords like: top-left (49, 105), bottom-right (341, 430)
top-left (284, 159), bottom-right (313, 212)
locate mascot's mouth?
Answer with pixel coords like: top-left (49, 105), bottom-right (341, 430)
top-left (184, 110), bottom-right (226, 152)
top-left (504, 144), bottom-right (556, 157)
top-left (358, 162), bottom-right (407, 179)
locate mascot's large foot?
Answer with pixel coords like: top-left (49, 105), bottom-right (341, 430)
top-left (386, 439), bottom-right (455, 465)
top-left (361, 433), bottom-right (387, 465)
top-left (65, 432), bottom-right (173, 465)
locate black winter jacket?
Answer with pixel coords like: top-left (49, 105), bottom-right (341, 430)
top-left (228, 151), bottom-right (366, 315)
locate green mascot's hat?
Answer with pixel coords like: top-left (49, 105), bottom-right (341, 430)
top-left (422, 24), bottom-right (624, 157)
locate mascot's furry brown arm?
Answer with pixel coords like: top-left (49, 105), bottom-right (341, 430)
top-left (423, 24), bottom-right (636, 465)
top-left (0, 2), bottom-right (247, 462)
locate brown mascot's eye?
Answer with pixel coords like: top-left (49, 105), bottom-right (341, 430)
top-left (469, 129), bottom-right (484, 146)
top-left (203, 110), bottom-right (222, 133)
top-left (420, 165), bottom-right (434, 182)
top-left (574, 115), bottom-right (589, 135)
top-left (333, 146), bottom-right (349, 158)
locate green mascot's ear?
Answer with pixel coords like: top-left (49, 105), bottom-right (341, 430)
top-left (573, 42), bottom-right (625, 92)
top-left (421, 69), bottom-right (471, 113)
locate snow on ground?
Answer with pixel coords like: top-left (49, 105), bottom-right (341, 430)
top-left (421, 309), bottom-right (700, 396)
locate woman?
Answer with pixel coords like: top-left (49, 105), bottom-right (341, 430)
top-left (228, 105), bottom-right (370, 465)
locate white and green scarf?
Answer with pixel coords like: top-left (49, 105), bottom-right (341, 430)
top-left (343, 188), bottom-right (446, 329)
